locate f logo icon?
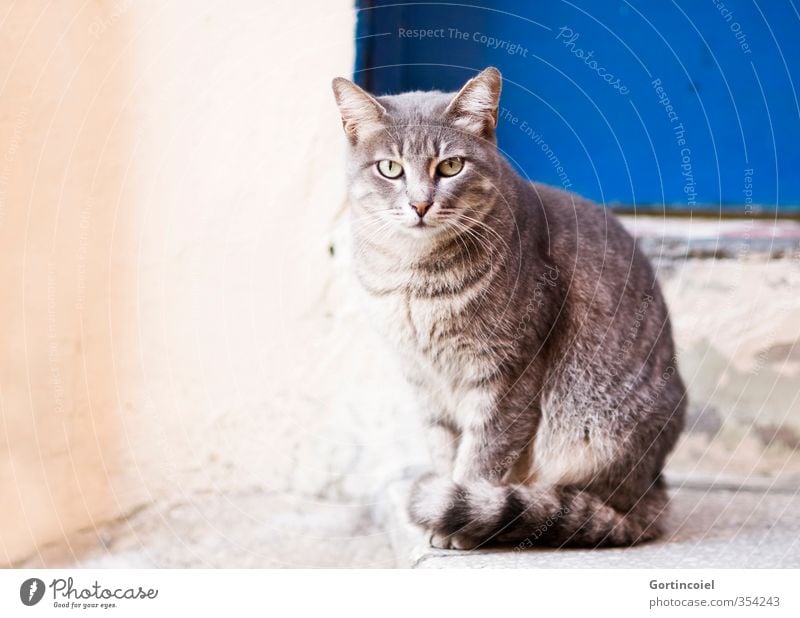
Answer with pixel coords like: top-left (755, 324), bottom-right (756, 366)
top-left (20, 578), bottom-right (45, 606)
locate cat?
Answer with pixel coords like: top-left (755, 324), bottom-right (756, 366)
top-left (331, 67), bottom-right (686, 550)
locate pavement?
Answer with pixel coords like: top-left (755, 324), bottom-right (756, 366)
top-left (16, 473), bottom-right (799, 569)
top-left (384, 477), bottom-right (800, 569)
top-left (16, 488), bottom-right (397, 569)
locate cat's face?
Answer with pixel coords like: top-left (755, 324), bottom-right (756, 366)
top-left (332, 68), bottom-right (503, 243)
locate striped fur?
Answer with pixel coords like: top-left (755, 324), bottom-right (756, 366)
top-left (409, 474), bottom-right (668, 549)
top-left (332, 68), bottom-right (686, 550)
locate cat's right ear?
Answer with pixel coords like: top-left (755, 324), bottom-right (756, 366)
top-left (331, 78), bottom-right (386, 143)
top-left (445, 67), bottom-right (502, 140)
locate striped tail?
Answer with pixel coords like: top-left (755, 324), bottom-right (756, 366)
top-left (408, 474), bottom-right (668, 550)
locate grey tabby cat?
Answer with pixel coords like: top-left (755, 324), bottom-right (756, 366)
top-left (331, 67), bottom-right (685, 549)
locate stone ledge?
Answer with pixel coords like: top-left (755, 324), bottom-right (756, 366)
top-left (384, 478), bottom-right (800, 568)
top-left (618, 216), bottom-right (800, 260)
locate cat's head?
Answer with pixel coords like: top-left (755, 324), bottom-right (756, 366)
top-left (331, 68), bottom-right (503, 242)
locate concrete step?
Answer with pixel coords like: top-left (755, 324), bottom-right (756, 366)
top-left (383, 478), bottom-right (800, 568)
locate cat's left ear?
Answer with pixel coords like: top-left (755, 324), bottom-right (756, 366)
top-left (445, 67), bottom-right (502, 140)
top-left (331, 77), bottom-right (387, 144)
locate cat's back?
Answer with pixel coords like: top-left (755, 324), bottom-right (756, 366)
top-left (525, 182), bottom-right (636, 262)
top-left (521, 181), bottom-right (657, 300)
top-left (517, 179), bottom-right (673, 369)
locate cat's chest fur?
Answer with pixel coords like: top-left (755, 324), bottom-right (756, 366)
top-left (358, 269), bottom-right (501, 396)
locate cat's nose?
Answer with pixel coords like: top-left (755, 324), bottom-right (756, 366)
top-left (410, 201), bottom-right (432, 219)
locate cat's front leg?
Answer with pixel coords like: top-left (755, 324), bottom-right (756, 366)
top-left (411, 390), bottom-right (537, 549)
top-left (407, 373), bottom-right (460, 475)
top-left (451, 389), bottom-right (538, 484)
top-left (424, 417), bottom-right (459, 476)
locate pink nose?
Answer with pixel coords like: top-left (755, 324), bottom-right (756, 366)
top-left (410, 201), bottom-right (431, 218)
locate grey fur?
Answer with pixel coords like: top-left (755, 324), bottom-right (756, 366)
top-left (332, 68), bottom-right (686, 549)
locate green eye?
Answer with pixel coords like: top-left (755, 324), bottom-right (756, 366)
top-left (377, 160), bottom-right (403, 179)
top-left (437, 157), bottom-right (464, 177)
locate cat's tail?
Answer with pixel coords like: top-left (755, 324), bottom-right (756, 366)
top-left (408, 474), bottom-right (668, 549)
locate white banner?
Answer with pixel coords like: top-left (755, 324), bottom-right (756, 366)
top-left (1, 569), bottom-right (796, 617)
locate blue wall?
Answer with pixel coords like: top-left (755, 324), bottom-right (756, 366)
top-left (355, 1), bottom-right (800, 214)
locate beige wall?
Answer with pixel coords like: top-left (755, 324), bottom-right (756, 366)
top-left (0, 0), bottom-right (138, 565)
top-left (0, 0), bottom-right (357, 566)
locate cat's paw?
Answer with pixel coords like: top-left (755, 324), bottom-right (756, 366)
top-left (408, 473), bottom-right (481, 545)
top-left (408, 472), bottom-right (508, 549)
top-left (407, 473), bottom-right (463, 531)
top-left (429, 532), bottom-right (480, 550)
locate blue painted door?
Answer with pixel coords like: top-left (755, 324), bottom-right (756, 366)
top-left (355, 1), bottom-right (800, 214)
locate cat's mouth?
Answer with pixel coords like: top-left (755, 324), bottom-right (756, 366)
top-left (401, 217), bottom-right (431, 231)
top-left (401, 214), bottom-right (447, 237)
top-left (407, 218), bottom-right (440, 234)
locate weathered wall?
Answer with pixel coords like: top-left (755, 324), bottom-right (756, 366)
top-left (624, 217), bottom-right (800, 483)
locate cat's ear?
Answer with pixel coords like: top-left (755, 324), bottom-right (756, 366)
top-left (445, 67), bottom-right (502, 139)
top-left (331, 77), bottom-right (387, 143)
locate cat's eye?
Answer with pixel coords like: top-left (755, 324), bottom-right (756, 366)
top-left (437, 157), bottom-right (464, 177)
top-left (377, 160), bottom-right (403, 179)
